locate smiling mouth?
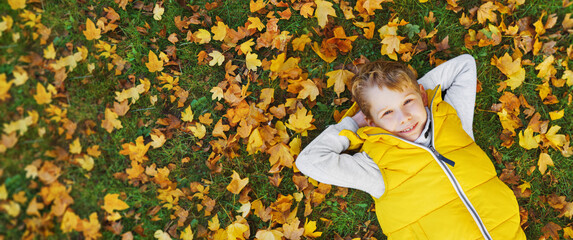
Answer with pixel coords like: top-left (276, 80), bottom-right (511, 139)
top-left (399, 123), bottom-right (418, 133)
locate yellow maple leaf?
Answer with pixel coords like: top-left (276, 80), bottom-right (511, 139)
top-left (69, 138), bottom-right (82, 154)
top-left (255, 229), bottom-right (283, 240)
top-left (145, 50), bottom-right (164, 73)
top-left (292, 34), bottom-right (311, 51)
top-left (250, 0), bottom-right (267, 12)
top-left (150, 130), bottom-right (166, 149)
top-left (181, 225), bottom-right (194, 240)
top-left (491, 53), bottom-right (525, 90)
top-left (44, 43), bottom-right (56, 59)
top-left (226, 222), bottom-right (249, 240)
top-left (545, 125), bottom-right (566, 148)
top-left (326, 69), bottom-right (355, 97)
top-left (246, 52), bottom-right (262, 71)
top-left (154, 230), bottom-right (172, 240)
top-left (0, 73), bottom-right (13, 101)
top-left (83, 18), bottom-right (101, 40)
top-left (195, 29), bottom-right (211, 44)
top-left (477, 1), bottom-right (498, 24)
top-left (119, 136), bottom-right (151, 163)
top-left (314, 0), bottom-right (336, 28)
top-left (535, 55), bottom-right (556, 80)
top-left (61, 210), bottom-right (79, 233)
top-left (239, 39), bottom-right (255, 54)
top-left (496, 108), bottom-right (522, 135)
top-left (212, 21), bottom-right (228, 41)
top-left (561, 69), bottom-right (573, 86)
top-left (188, 123), bottom-right (206, 139)
top-left (33, 83), bottom-right (56, 105)
top-left (12, 66), bottom-right (28, 86)
top-left (0, 184), bottom-right (6, 200)
top-left (535, 81), bottom-right (551, 100)
top-left (153, 3), bottom-right (164, 20)
top-left (538, 152), bottom-right (554, 174)
top-left (285, 107), bottom-right (316, 136)
top-left (549, 109), bottom-right (564, 120)
top-left (210, 86), bottom-right (224, 101)
top-left (226, 170), bottom-right (249, 194)
top-left (518, 127), bottom-right (539, 150)
top-left (101, 193), bottom-right (129, 214)
top-left (8, 0), bottom-right (26, 10)
top-left (247, 17), bottom-right (265, 31)
top-left (208, 50), bottom-right (225, 66)
top-left (298, 79), bottom-right (319, 101)
top-left (101, 108), bottom-right (122, 133)
top-left (311, 42), bottom-right (336, 63)
top-left (247, 128), bottom-right (263, 154)
top-left (564, 226), bottom-right (573, 239)
top-left (1, 201), bottom-right (20, 217)
top-left (362, 0), bottom-right (384, 15)
top-left (181, 105), bottom-right (194, 122)
top-left (76, 155), bottom-right (94, 171)
top-left (208, 214), bottom-right (220, 231)
top-left (517, 181), bottom-right (531, 193)
top-left (303, 219), bottom-right (322, 238)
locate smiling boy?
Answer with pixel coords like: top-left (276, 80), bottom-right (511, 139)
top-left (295, 55), bottom-right (526, 239)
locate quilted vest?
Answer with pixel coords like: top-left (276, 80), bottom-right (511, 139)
top-left (341, 86), bottom-right (525, 240)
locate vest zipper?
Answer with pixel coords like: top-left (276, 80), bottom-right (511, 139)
top-left (366, 86), bottom-right (493, 240)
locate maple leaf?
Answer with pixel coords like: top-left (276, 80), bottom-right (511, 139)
top-left (12, 66), bottom-right (28, 86)
top-left (194, 29), bottom-right (211, 44)
top-left (518, 127), bottom-right (540, 150)
top-left (211, 86), bottom-right (224, 101)
top-left (102, 193), bottom-right (129, 214)
top-left (326, 69), bottom-right (354, 97)
top-left (8, 0), bottom-right (26, 9)
top-left (255, 229), bottom-right (283, 240)
top-left (239, 39), bottom-right (255, 55)
top-left (247, 17), bottom-right (265, 31)
top-left (33, 83), bottom-right (56, 104)
top-left (209, 50), bottom-right (225, 66)
top-left (491, 53), bottom-right (525, 90)
top-left (153, 3), bottom-right (164, 21)
top-left (250, 0), bottom-right (267, 12)
top-left (563, 69), bottom-right (573, 86)
top-left (208, 215), bottom-right (220, 231)
top-left (188, 123), bottom-right (206, 139)
top-left (119, 136), bottom-right (151, 163)
top-left (535, 55), bottom-right (556, 80)
top-left (247, 128), bottom-right (263, 154)
top-left (314, 0), bottom-right (336, 28)
top-left (83, 18), bottom-right (101, 40)
top-left (181, 225), bottom-right (194, 240)
top-left (544, 125), bottom-right (566, 148)
top-left (564, 226), bottom-right (573, 238)
top-left (150, 129), bottom-right (166, 149)
top-left (538, 152), bottom-right (554, 174)
top-left (496, 108), bottom-right (522, 136)
top-left (181, 105), bottom-right (194, 122)
top-left (226, 170), bottom-right (249, 194)
top-left (226, 221), bottom-right (249, 240)
top-left (283, 218), bottom-right (304, 240)
top-left (154, 230), bottom-right (172, 240)
top-left (212, 21), bottom-right (228, 41)
top-left (102, 108), bottom-right (123, 133)
top-left (477, 2), bottom-right (498, 24)
top-left (146, 50), bottom-right (164, 72)
top-left (303, 219), bottom-right (322, 238)
top-left (245, 52), bottom-right (262, 71)
top-left (76, 155), bottom-right (94, 171)
top-left (69, 138), bottom-right (82, 154)
top-left (292, 35), bottom-right (311, 51)
top-left (362, 0), bottom-right (384, 15)
top-left (549, 109), bottom-right (564, 120)
top-left (0, 74), bottom-right (13, 101)
top-left (268, 143), bottom-right (294, 173)
top-left (298, 79), bottom-right (319, 101)
top-left (541, 222), bottom-right (562, 240)
top-left (286, 108), bottom-right (316, 136)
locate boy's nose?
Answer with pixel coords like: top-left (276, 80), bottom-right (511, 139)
top-left (398, 111), bottom-right (411, 124)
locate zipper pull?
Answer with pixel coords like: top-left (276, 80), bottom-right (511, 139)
top-left (430, 146), bottom-right (456, 167)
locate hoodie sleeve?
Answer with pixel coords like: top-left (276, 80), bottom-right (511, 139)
top-left (417, 54), bottom-right (477, 140)
top-left (295, 117), bottom-right (386, 198)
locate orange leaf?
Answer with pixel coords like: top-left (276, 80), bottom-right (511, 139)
top-left (298, 79), bottom-right (319, 101)
top-left (213, 119), bottom-right (230, 139)
top-left (292, 34), bottom-right (311, 51)
top-left (145, 50), bottom-right (164, 72)
top-left (247, 17), bottom-right (265, 31)
top-left (119, 136), bottom-right (150, 163)
top-left (361, 0), bottom-right (384, 15)
top-left (541, 222), bottom-right (561, 240)
top-left (314, 0), bottom-right (336, 28)
top-left (83, 18), bottom-right (101, 40)
top-left (250, 0), bottom-right (267, 12)
top-left (226, 171), bottom-right (249, 194)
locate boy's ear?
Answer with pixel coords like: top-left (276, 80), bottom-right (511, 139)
top-left (419, 84), bottom-right (428, 106)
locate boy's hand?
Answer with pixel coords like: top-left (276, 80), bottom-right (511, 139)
top-left (351, 111), bottom-right (369, 127)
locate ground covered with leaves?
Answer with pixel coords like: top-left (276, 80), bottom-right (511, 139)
top-left (0, 0), bottom-right (572, 239)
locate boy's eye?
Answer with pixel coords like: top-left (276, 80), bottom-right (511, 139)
top-left (404, 99), bottom-right (413, 105)
top-left (382, 110), bottom-right (392, 117)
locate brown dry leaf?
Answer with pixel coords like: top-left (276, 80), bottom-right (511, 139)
top-left (226, 170), bottom-right (249, 194)
top-left (113, 100), bottom-right (130, 116)
top-left (541, 222), bottom-right (562, 240)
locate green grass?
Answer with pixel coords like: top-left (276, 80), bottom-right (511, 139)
top-left (1, 0), bottom-right (572, 239)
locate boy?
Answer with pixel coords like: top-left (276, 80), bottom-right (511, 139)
top-left (295, 55), bottom-right (525, 239)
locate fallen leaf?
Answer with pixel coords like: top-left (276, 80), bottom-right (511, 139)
top-left (538, 152), bottom-right (554, 175)
top-left (146, 50), bottom-right (164, 72)
top-left (325, 69), bottom-right (354, 97)
top-left (83, 18), bottom-right (101, 40)
top-left (226, 170), bottom-right (249, 194)
top-left (303, 219), bottom-right (322, 238)
top-left (246, 52), bottom-right (262, 71)
top-left (314, 0), bottom-right (336, 28)
top-left (181, 225), bottom-right (194, 240)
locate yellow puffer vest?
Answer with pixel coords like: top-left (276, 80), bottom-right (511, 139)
top-left (341, 86), bottom-right (525, 240)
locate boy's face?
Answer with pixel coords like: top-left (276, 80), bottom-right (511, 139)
top-left (364, 84), bottom-right (428, 142)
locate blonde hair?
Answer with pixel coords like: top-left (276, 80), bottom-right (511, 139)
top-left (351, 60), bottom-right (419, 120)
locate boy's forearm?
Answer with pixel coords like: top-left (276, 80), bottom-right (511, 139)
top-left (417, 54), bottom-right (477, 139)
top-left (295, 117), bottom-right (385, 198)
